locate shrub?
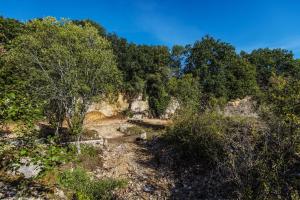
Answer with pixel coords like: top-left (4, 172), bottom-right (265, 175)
top-left (167, 112), bottom-right (223, 164)
top-left (167, 109), bottom-right (300, 199)
top-left (123, 126), bottom-right (145, 136)
top-left (167, 74), bottom-right (201, 110)
top-left (167, 111), bottom-right (259, 165)
top-left (58, 168), bottom-right (126, 200)
top-left (77, 145), bottom-right (102, 171)
top-left (148, 91), bottom-right (170, 117)
top-left (15, 143), bottom-right (76, 172)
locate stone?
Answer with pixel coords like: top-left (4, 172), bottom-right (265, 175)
top-left (34, 124), bottom-right (41, 131)
top-left (55, 189), bottom-right (66, 199)
top-left (17, 158), bottom-right (42, 179)
top-left (140, 132), bottom-right (147, 140)
top-left (161, 97), bottom-right (180, 119)
top-left (132, 114), bottom-right (143, 120)
top-left (143, 184), bottom-right (155, 193)
top-left (118, 124), bottom-right (131, 133)
top-left (34, 138), bottom-right (46, 144)
top-left (130, 94), bottom-right (149, 113)
top-left (223, 96), bottom-right (258, 118)
top-left (86, 94), bottom-right (129, 121)
top-left (10, 140), bottom-right (23, 147)
top-left (103, 138), bottom-right (108, 147)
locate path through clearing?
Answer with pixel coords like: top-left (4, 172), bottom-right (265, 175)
top-left (85, 118), bottom-right (175, 199)
top-left (96, 142), bottom-right (174, 199)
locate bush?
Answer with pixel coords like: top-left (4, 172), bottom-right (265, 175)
top-left (122, 126), bottom-right (145, 136)
top-left (16, 143), bottom-right (76, 172)
top-left (167, 74), bottom-right (201, 110)
top-left (166, 110), bottom-right (300, 199)
top-left (167, 111), bottom-right (258, 165)
top-left (148, 91), bottom-right (170, 117)
top-left (74, 144), bottom-right (103, 171)
top-left (58, 168), bottom-right (126, 200)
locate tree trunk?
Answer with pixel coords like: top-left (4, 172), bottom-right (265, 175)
top-left (55, 122), bottom-right (60, 136)
top-left (76, 134), bottom-right (81, 154)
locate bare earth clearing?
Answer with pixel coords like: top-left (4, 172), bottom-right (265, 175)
top-left (82, 118), bottom-right (203, 199)
top-left (1, 118), bottom-right (201, 199)
top-left (84, 118), bottom-right (174, 199)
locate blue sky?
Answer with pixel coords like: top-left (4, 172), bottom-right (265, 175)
top-left (1, 0), bottom-right (300, 57)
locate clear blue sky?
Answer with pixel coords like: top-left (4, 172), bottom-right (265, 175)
top-left (1, 0), bottom-right (300, 57)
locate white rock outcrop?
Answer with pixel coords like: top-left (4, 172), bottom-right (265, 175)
top-left (161, 97), bottom-right (180, 119)
top-left (85, 94), bottom-right (129, 123)
top-left (130, 94), bottom-right (149, 113)
top-left (223, 96), bottom-right (258, 118)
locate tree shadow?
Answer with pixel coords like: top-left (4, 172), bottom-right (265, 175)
top-left (134, 137), bottom-right (211, 200)
top-left (37, 123), bottom-right (72, 142)
top-left (0, 173), bottom-right (52, 199)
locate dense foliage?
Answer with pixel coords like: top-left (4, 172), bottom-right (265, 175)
top-left (58, 168), bottom-right (126, 200)
top-left (2, 17), bottom-right (121, 137)
top-left (167, 73), bottom-right (300, 199)
top-left (1, 16), bottom-right (300, 199)
top-left (186, 36), bottom-right (258, 100)
top-left (0, 16), bottom-right (24, 46)
top-left (167, 108), bottom-right (299, 199)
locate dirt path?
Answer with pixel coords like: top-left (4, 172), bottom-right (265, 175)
top-left (84, 118), bottom-right (175, 199)
top-left (94, 141), bottom-right (174, 199)
top-left (1, 118), bottom-right (199, 199)
top-left (83, 118), bottom-right (130, 139)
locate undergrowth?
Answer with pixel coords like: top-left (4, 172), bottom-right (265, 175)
top-left (58, 168), bottom-right (127, 200)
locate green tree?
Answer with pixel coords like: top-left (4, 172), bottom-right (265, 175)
top-left (4, 17), bottom-right (122, 140)
top-left (119, 43), bottom-right (146, 99)
top-left (225, 57), bottom-right (258, 99)
top-left (245, 48), bottom-right (299, 89)
top-left (108, 41), bottom-right (171, 117)
top-left (256, 74), bottom-right (300, 198)
top-left (168, 74), bottom-right (201, 109)
top-left (185, 36), bottom-right (258, 100)
top-left (170, 45), bottom-right (186, 77)
top-left (0, 43), bottom-right (42, 123)
top-left (0, 16), bottom-right (24, 46)
top-left (185, 36), bottom-right (234, 98)
top-left (142, 45), bottom-right (171, 117)
top-left (73, 19), bottom-right (106, 36)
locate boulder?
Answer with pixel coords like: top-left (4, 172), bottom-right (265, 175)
top-left (17, 158), bottom-right (42, 179)
top-left (223, 96), bottom-right (258, 118)
top-left (86, 93), bottom-right (129, 122)
top-left (140, 132), bottom-right (147, 140)
top-left (118, 124), bottom-right (132, 133)
top-left (130, 94), bottom-right (149, 114)
top-left (161, 97), bottom-right (180, 119)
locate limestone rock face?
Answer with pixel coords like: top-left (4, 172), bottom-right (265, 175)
top-left (130, 95), bottom-right (149, 113)
top-left (223, 96), bottom-right (258, 118)
top-left (85, 94), bottom-right (129, 123)
top-left (161, 97), bottom-right (180, 119)
top-left (130, 94), bottom-right (149, 119)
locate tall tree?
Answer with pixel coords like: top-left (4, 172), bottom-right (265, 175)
top-left (170, 45), bottom-right (186, 77)
top-left (73, 19), bottom-right (106, 36)
top-left (185, 36), bottom-right (258, 100)
top-left (0, 16), bottom-right (24, 46)
top-left (4, 17), bottom-right (122, 139)
top-left (244, 48), bottom-right (299, 89)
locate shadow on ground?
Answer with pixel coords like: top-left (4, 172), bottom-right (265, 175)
top-left (0, 173), bottom-right (52, 199)
top-left (134, 137), bottom-right (210, 200)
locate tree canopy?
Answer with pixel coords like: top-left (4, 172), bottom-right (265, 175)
top-left (3, 17), bottom-right (122, 134)
top-left (185, 36), bottom-right (258, 100)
